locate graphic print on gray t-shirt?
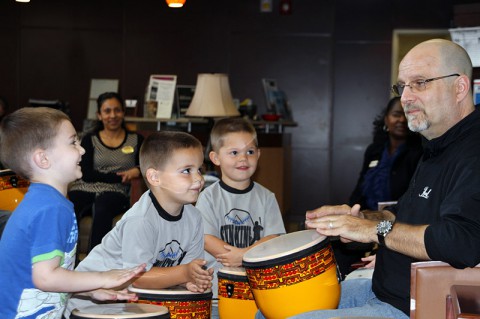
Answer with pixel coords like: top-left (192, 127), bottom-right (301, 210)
top-left (154, 240), bottom-right (187, 267)
top-left (221, 208), bottom-right (263, 248)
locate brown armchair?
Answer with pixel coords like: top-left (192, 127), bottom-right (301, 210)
top-left (410, 261), bottom-right (480, 319)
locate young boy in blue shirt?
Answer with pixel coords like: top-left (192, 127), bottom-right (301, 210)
top-left (0, 107), bottom-right (145, 319)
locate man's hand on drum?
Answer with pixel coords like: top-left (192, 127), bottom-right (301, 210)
top-left (85, 288), bottom-right (139, 302)
top-left (216, 244), bottom-right (246, 267)
top-left (185, 259), bottom-right (213, 292)
top-left (306, 204), bottom-right (363, 221)
top-left (305, 204), bottom-right (377, 244)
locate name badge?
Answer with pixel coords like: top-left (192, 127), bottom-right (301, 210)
top-left (368, 160), bottom-right (378, 168)
top-left (122, 146), bottom-right (134, 154)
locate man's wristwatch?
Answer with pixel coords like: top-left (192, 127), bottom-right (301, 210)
top-left (376, 220), bottom-right (394, 246)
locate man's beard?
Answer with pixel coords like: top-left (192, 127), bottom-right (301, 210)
top-left (405, 106), bottom-right (430, 132)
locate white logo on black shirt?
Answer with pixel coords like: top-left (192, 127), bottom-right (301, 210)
top-left (419, 187), bottom-right (432, 199)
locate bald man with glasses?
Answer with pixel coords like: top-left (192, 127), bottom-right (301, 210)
top-left (256, 39), bottom-right (479, 319)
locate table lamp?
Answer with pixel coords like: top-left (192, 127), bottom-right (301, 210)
top-left (186, 73), bottom-right (240, 170)
top-left (186, 73), bottom-right (240, 118)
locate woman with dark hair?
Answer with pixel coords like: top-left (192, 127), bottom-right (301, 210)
top-left (335, 97), bottom-right (423, 277)
top-left (349, 96), bottom-right (423, 210)
top-left (68, 92), bottom-right (144, 252)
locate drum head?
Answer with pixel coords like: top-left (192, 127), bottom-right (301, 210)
top-left (0, 169), bottom-right (14, 177)
top-left (0, 169), bottom-right (28, 187)
top-left (71, 303), bottom-right (169, 318)
top-left (243, 230), bottom-right (326, 265)
top-left (218, 267), bottom-right (246, 276)
top-left (129, 285), bottom-right (212, 301)
top-left (218, 266), bottom-right (248, 282)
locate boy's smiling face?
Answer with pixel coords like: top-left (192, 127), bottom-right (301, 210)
top-left (209, 131), bottom-right (260, 190)
top-left (45, 120), bottom-right (85, 190)
top-left (151, 146), bottom-right (205, 214)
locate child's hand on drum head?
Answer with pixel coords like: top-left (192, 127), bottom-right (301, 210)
top-left (100, 263), bottom-right (147, 289)
top-left (216, 244), bottom-right (245, 267)
top-left (85, 288), bottom-right (139, 302)
top-left (186, 259), bottom-right (213, 291)
top-left (185, 281), bottom-right (209, 293)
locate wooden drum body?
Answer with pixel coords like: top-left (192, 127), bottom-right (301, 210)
top-left (218, 267), bottom-right (258, 319)
top-left (70, 303), bottom-right (170, 319)
top-left (242, 230), bottom-right (340, 319)
top-left (129, 286), bottom-right (212, 319)
top-left (0, 169), bottom-right (29, 211)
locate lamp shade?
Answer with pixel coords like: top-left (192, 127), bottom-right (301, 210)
top-left (186, 73), bottom-right (240, 117)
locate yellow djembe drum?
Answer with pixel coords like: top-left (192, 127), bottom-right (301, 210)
top-left (0, 169), bottom-right (29, 211)
top-left (242, 230), bottom-right (341, 319)
top-left (218, 266), bottom-right (258, 319)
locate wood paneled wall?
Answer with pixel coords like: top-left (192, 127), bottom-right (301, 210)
top-left (0, 0), bottom-right (458, 221)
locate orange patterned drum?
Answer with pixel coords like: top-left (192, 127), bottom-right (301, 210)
top-left (70, 303), bottom-right (170, 319)
top-left (242, 230), bottom-right (341, 319)
top-left (0, 169), bottom-right (29, 211)
top-left (218, 267), bottom-right (258, 319)
top-left (129, 286), bottom-right (212, 319)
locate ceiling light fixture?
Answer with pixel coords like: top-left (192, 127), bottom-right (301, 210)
top-left (166, 0), bottom-right (186, 8)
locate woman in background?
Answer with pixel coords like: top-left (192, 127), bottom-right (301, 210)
top-left (349, 96), bottom-right (423, 210)
top-left (335, 97), bottom-right (423, 277)
top-left (68, 92), bottom-right (143, 252)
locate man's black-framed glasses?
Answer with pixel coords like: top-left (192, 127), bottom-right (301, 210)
top-left (391, 73), bottom-right (460, 96)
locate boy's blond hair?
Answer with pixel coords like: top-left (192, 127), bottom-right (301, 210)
top-left (210, 117), bottom-right (258, 152)
top-left (139, 131), bottom-right (203, 179)
top-left (0, 107), bottom-right (70, 179)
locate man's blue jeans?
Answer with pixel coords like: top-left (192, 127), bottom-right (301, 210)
top-left (255, 278), bottom-right (409, 319)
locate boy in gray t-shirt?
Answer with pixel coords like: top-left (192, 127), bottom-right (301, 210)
top-left (66, 131), bottom-right (213, 317)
